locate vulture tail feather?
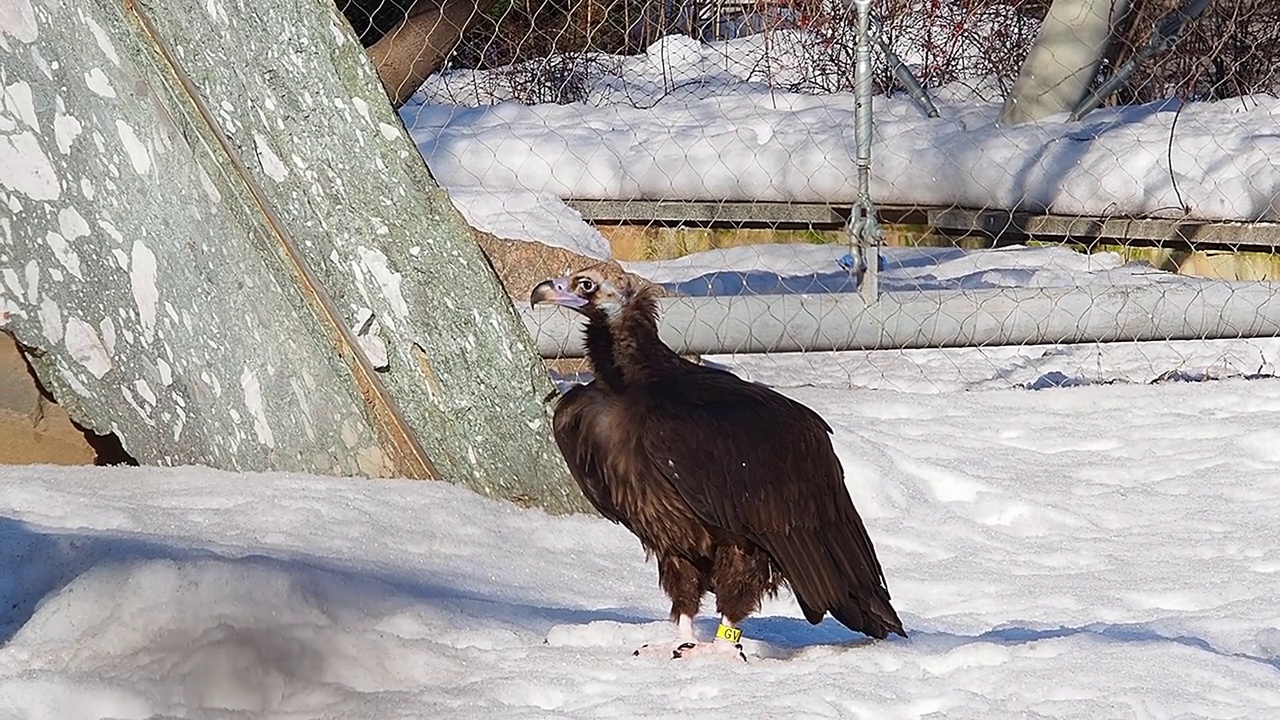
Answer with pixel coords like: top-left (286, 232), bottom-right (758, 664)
top-left (831, 595), bottom-right (905, 640)
top-left (767, 526), bottom-right (906, 640)
top-left (823, 523), bottom-right (906, 640)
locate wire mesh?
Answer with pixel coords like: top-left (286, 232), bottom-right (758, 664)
top-left (341, 0), bottom-right (1280, 394)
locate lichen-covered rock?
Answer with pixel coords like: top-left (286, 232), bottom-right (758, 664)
top-left (0, 0), bottom-right (584, 512)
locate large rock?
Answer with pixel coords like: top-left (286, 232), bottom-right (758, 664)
top-left (472, 231), bottom-right (659, 300)
top-left (0, 334), bottom-right (109, 466)
top-left (471, 232), bottom-right (696, 377)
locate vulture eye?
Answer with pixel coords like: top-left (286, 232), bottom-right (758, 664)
top-left (577, 278), bottom-right (597, 294)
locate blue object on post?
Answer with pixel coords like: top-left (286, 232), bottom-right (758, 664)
top-left (838, 252), bottom-right (887, 273)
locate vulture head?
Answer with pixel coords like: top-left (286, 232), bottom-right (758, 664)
top-left (529, 262), bottom-right (646, 322)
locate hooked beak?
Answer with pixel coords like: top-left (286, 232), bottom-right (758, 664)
top-left (530, 277), bottom-right (588, 311)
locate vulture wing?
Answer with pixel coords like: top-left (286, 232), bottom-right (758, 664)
top-left (637, 370), bottom-right (905, 639)
top-left (551, 382), bottom-right (629, 526)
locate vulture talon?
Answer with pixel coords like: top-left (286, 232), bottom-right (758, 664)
top-left (671, 641), bottom-right (698, 659)
top-left (668, 640), bottom-right (748, 662)
top-left (533, 263), bottom-right (907, 657)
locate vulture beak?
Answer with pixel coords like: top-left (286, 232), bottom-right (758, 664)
top-left (530, 277), bottom-right (588, 310)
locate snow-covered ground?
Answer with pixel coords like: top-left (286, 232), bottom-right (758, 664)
top-left (400, 31), bottom-right (1280, 257)
top-left (4, 371), bottom-right (1280, 718)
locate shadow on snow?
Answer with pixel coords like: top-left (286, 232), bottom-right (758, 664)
top-left (2, 515), bottom-right (1275, 674)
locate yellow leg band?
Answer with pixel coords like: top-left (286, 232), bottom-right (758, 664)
top-left (716, 623), bottom-right (743, 644)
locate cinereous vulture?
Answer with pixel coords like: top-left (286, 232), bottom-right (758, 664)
top-left (531, 262), bottom-right (905, 661)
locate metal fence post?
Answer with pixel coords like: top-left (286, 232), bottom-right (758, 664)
top-left (850, 0), bottom-right (881, 302)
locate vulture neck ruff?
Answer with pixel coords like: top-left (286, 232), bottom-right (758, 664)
top-left (587, 286), bottom-right (686, 389)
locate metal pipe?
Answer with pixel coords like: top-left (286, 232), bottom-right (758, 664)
top-left (853, 0), bottom-right (874, 206)
top-left (831, 0), bottom-right (939, 118)
top-left (1069, 0), bottom-right (1215, 121)
top-left (522, 283), bottom-right (1280, 357)
top-left (868, 14), bottom-right (940, 118)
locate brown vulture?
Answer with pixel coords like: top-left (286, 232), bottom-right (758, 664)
top-left (531, 262), bottom-right (905, 661)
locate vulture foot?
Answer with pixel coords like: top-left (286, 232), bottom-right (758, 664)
top-left (633, 640), bottom-right (747, 662)
top-left (674, 640), bottom-right (747, 662)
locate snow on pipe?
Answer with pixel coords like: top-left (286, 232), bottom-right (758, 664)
top-left (521, 284), bottom-right (1280, 357)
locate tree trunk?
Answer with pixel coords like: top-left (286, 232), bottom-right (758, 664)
top-left (367, 0), bottom-right (500, 107)
top-left (998, 0), bottom-right (1132, 125)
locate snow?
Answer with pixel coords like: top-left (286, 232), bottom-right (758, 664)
top-left (398, 31), bottom-right (1280, 260)
top-left (5, 372), bottom-right (1280, 717)
top-left (714, 334), bottom-right (1280, 395)
top-left (618, 241), bottom-right (1194, 297)
top-left (0, 131), bottom-right (59, 201)
top-left (129, 240), bottom-right (159, 343)
top-left (253, 133), bottom-right (289, 183)
top-left (0, 0), bottom-right (37, 44)
top-left (114, 120), bottom-right (151, 176)
top-left (63, 315), bottom-right (112, 379)
top-left (445, 186), bottom-right (612, 259)
top-left (83, 68), bottom-right (116, 99)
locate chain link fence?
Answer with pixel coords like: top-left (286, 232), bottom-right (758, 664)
top-left (342, 0), bottom-right (1280, 394)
